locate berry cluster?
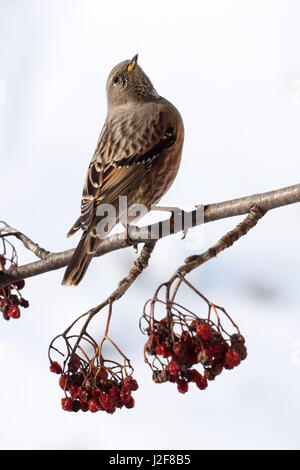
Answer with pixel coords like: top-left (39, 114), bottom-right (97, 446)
top-left (141, 291), bottom-right (246, 394)
top-left (0, 254), bottom-right (29, 321)
top-left (50, 355), bottom-right (138, 414)
top-left (49, 301), bottom-right (139, 414)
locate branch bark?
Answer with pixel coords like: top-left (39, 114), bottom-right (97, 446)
top-left (0, 183), bottom-right (299, 288)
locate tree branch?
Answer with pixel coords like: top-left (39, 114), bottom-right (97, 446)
top-left (0, 183), bottom-right (299, 288)
top-left (0, 221), bottom-right (50, 259)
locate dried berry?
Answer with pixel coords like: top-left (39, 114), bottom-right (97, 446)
top-left (197, 349), bottom-right (211, 366)
top-left (155, 343), bottom-right (171, 358)
top-left (196, 323), bottom-right (212, 340)
top-left (7, 305), bottom-right (20, 319)
top-left (50, 361), bottom-right (62, 374)
top-left (224, 349), bottom-right (241, 369)
top-left (80, 401), bottom-right (89, 412)
top-left (61, 397), bottom-right (73, 412)
top-left (71, 400), bottom-right (81, 412)
top-left (13, 280), bottom-right (25, 290)
top-left (152, 370), bottom-right (169, 383)
top-left (177, 379), bottom-right (189, 394)
top-left (124, 396), bottom-right (135, 409)
top-left (19, 298), bottom-right (29, 308)
top-left (141, 283), bottom-right (247, 397)
top-left (123, 376), bottom-right (139, 392)
top-left (69, 355), bottom-right (81, 372)
top-left (88, 399), bottom-right (100, 413)
top-left (59, 374), bottom-right (69, 390)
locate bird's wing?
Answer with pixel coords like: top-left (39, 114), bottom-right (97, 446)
top-left (67, 106), bottom-right (177, 236)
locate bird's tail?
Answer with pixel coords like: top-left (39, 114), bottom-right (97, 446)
top-left (61, 231), bottom-right (97, 286)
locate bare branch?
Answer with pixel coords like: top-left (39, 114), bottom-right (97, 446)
top-left (0, 221), bottom-right (50, 259)
top-left (0, 183), bottom-right (299, 288)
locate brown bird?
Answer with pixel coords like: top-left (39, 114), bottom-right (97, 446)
top-left (62, 54), bottom-right (184, 286)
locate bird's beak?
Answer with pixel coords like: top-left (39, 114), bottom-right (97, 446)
top-left (127, 54), bottom-right (138, 72)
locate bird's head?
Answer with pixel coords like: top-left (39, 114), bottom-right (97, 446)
top-left (106, 54), bottom-right (159, 108)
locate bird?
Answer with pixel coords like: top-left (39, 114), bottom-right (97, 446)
top-left (62, 54), bottom-right (184, 286)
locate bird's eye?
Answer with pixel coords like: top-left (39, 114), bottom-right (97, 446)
top-left (112, 76), bottom-right (119, 85)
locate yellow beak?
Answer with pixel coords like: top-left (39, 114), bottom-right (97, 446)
top-left (127, 54), bottom-right (138, 72)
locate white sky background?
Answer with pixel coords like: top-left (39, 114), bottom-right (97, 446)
top-left (0, 0), bottom-right (300, 450)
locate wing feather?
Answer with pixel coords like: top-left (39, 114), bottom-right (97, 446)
top-left (68, 103), bottom-right (177, 235)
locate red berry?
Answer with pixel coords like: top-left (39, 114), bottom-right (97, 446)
top-left (224, 349), bottom-right (241, 369)
top-left (2, 311), bottom-right (10, 321)
top-left (19, 298), bottom-right (29, 308)
top-left (99, 393), bottom-right (114, 411)
top-left (230, 334), bottom-right (245, 345)
top-left (88, 398), bottom-right (100, 413)
top-left (72, 373), bottom-right (84, 388)
top-left (180, 331), bottom-right (194, 348)
top-left (181, 330), bottom-right (191, 341)
top-left (189, 369), bottom-right (208, 390)
top-left (7, 305), bottom-right (20, 319)
top-left (230, 335), bottom-right (247, 360)
top-left (80, 401), bottom-right (89, 412)
top-left (14, 280), bottom-right (25, 290)
top-left (187, 348), bottom-right (198, 366)
top-left (189, 369), bottom-right (202, 383)
top-left (61, 397), bottom-right (73, 411)
top-left (69, 355), bottom-right (81, 372)
top-left (50, 361), bottom-right (62, 374)
top-left (10, 295), bottom-right (19, 305)
top-left (209, 341), bottom-right (229, 361)
top-left (124, 396), bottom-right (135, 409)
top-left (168, 359), bottom-right (180, 372)
top-left (196, 323), bottom-right (212, 340)
top-left (155, 343), bottom-right (171, 358)
top-left (108, 386), bottom-right (122, 408)
top-left (106, 406), bottom-right (117, 414)
top-left (177, 379), bottom-right (189, 394)
top-left (123, 376), bottom-right (139, 392)
top-left (172, 341), bottom-right (187, 358)
top-left (71, 385), bottom-right (79, 399)
top-left (59, 374), bottom-right (69, 390)
top-left (78, 387), bottom-right (89, 402)
top-left (167, 360), bottom-right (180, 382)
top-left (196, 374), bottom-right (208, 390)
top-left (120, 388), bottom-right (132, 405)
